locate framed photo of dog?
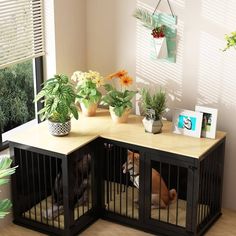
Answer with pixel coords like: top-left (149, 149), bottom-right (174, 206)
top-left (172, 109), bottom-right (203, 138)
top-left (195, 106), bottom-right (218, 139)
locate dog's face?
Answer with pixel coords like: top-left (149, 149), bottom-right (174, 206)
top-left (122, 150), bottom-right (140, 175)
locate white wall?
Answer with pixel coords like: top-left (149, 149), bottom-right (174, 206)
top-left (44, 0), bottom-right (86, 80)
top-left (86, 0), bottom-right (236, 210)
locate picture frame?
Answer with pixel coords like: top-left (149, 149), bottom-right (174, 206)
top-left (172, 109), bottom-right (203, 138)
top-left (195, 106), bottom-right (218, 139)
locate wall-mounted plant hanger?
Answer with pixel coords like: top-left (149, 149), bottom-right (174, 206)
top-left (133, 0), bottom-right (177, 63)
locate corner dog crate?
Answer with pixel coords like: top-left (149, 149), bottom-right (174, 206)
top-left (9, 111), bottom-right (226, 236)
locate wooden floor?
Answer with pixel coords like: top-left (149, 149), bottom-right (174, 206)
top-left (1, 208), bottom-right (236, 236)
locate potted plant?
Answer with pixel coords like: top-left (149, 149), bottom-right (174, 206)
top-left (0, 156), bottom-right (17, 218)
top-left (152, 25), bottom-right (168, 58)
top-left (34, 74), bottom-right (78, 136)
top-left (71, 70), bottom-right (104, 116)
top-left (102, 70), bottom-right (137, 123)
top-left (140, 88), bottom-right (167, 134)
top-left (133, 8), bottom-right (168, 58)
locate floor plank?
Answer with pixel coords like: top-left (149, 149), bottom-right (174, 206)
top-left (1, 208), bottom-right (235, 236)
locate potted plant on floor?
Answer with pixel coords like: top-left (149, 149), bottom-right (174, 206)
top-left (140, 88), bottom-right (167, 134)
top-left (102, 70), bottom-right (137, 123)
top-left (0, 156), bottom-right (17, 218)
top-left (71, 70), bottom-right (104, 116)
top-left (34, 74), bottom-right (78, 136)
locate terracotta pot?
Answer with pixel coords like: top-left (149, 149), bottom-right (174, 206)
top-left (109, 106), bottom-right (131, 123)
top-left (80, 102), bottom-right (98, 117)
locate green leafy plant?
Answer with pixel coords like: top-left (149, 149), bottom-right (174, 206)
top-left (34, 74), bottom-right (78, 123)
top-left (223, 31), bottom-right (236, 51)
top-left (133, 8), bottom-right (158, 29)
top-left (101, 70), bottom-right (137, 117)
top-left (140, 88), bottom-right (167, 120)
top-left (0, 157), bottom-right (18, 219)
top-left (0, 60), bottom-right (35, 132)
top-left (71, 70), bottom-right (104, 108)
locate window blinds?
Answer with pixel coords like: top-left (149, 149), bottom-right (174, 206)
top-left (0, 0), bottom-right (45, 69)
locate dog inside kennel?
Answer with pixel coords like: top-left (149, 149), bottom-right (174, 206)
top-left (103, 142), bottom-right (214, 229)
top-left (13, 146), bottom-right (93, 230)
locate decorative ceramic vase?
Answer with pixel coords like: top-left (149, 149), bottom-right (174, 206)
top-left (80, 102), bottom-right (98, 117)
top-left (48, 119), bottom-right (71, 136)
top-left (109, 106), bottom-right (130, 123)
top-left (142, 117), bottom-right (163, 134)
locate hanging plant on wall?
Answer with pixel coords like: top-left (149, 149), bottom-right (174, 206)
top-left (133, 4), bottom-right (177, 62)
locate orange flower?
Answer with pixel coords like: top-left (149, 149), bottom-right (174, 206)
top-left (107, 70), bottom-right (128, 80)
top-left (120, 75), bottom-right (133, 87)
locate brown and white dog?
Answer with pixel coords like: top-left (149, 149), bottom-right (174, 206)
top-left (122, 150), bottom-right (177, 209)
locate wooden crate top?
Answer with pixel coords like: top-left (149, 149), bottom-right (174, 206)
top-left (8, 109), bottom-right (226, 158)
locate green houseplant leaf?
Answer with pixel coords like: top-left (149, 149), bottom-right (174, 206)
top-left (0, 157), bottom-right (18, 219)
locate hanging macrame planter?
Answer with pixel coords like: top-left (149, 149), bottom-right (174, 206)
top-left (133, 0), bottom-right (177, 63)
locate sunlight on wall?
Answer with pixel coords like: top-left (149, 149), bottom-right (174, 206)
top-left (202, 0), bottom-right (236, 31)
top-left (197, 32), bottom-right (222, 105)
top-left (136, 0), bottom-right (184, 114)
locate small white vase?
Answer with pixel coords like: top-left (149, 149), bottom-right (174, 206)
top-left (80, 102), bottom-right (98, 117)
top-left (109, 106), bottom-right (131, 123)
top-left (154, 37), bottom-right (168, 59)
top-left (142, 117), bottom-right (163, 134)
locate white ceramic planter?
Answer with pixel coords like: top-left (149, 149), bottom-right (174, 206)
top-left (154, 37), bottom-right (168, 59)
top-left (142, 117), bottom-right (163, 134)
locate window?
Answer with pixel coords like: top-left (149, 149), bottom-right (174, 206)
top-left (0, 57), bottom-right (43, 151)
top-left (0, 0), bottom-right (45, 150)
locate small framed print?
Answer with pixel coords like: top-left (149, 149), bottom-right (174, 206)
top-left (195, 106), bottom-right (218, 139)
top-left (172, 109), bottom-right (203, 138)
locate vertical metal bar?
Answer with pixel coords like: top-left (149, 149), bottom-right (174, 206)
top-left (119, 147), bottom-right (122, 215)
top-left (132, 152), bottom-right (134, 219)
top-left (106, 145), bottom-right (110, 211)
top-left (31, 152), bottom-right (37, 221)
top-left (212, 150), bottom-right (218, 214)
top-left (37, 153), bottom-right (43, 223)
top-left (82, 154), bottom-right (85, 215)
top-left (109, 147), bottom-right (112, 202)
top-left (43, 155), bottom-right (48, 224)
top-left (125, 153), bottom-right (128, 217)
top-left (19, 149), bottom-right (25, 218)
top-left (176, 166), bottom-right (180, 225)
top-left (55, 158), bottom-right (60, 229)
top-left (199, 161), bottom-right (204, 225)
top-left (25, 151), bottom-right (31, 219)
top-left (158, 161), bottom-right (162, 221)
top-left (86, 153), bottom-right (90, 211)
top-left (49, 157), bottom-right (54, 227)
top-left (113, 146), bottom-right (116, 213)
top-left (167, 164), bottom-right (171, 223)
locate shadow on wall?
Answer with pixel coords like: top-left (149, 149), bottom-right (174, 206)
top-left (135, 0), bottom-right (236, 210)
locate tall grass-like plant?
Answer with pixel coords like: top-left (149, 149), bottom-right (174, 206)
top-left (0, 157), bottom-right (17, 219)
top-left (140, 88), bottom-right (167, 120)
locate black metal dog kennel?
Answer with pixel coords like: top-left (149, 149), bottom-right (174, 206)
top-left (9, 112), bottom-right (226, 236)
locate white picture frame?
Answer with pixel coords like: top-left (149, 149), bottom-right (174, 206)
top-left (195, 106), bottom-right (218, 139)
top-left (172, 109), bottom-right (203, 138)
